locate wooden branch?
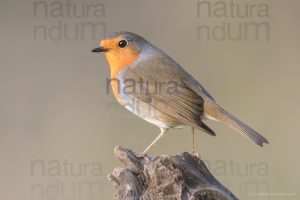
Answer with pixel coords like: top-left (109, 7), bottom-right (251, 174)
top-left (108, 146), bottom-right (239, 200)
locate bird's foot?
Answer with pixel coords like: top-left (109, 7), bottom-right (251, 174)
top-left (191, 151), bottom-right (200, 158)
top-left (136, 153), bottom-right (151, 161)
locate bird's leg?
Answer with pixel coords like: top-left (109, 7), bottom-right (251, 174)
top-left (191, 127), bottom-right (200, 157)
top-left (191, 127), bottom-right (195, 154)
top-left (142, 128), bottom-right (168, 156)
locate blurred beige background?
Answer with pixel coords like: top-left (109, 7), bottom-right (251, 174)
top-left (0, 0), bottom-right (299, 199)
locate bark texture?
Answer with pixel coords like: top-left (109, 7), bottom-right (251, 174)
top-left (108, 146), bottom-right (238, 200)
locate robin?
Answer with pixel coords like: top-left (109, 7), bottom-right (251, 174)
top-left (92, 31), bottom-right (268, 155)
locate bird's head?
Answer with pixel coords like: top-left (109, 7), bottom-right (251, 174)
top-left (92, 31), bottom-right (147, 76)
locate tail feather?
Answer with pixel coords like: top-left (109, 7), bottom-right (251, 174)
top-left (204, 102), bottom-right (269, 146)
top-left (220, 109), bottom-right (268, 146)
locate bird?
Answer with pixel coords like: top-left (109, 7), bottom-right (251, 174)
top-left (92, 31), bottom-right (268, 155)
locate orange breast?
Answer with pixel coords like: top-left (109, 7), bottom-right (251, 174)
top-left (104, 47), bottom-right (139, 104)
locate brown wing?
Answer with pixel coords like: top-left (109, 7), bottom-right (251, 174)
top-left (122, 55), bottom-right (215, 135)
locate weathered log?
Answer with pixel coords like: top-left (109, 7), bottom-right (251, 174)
top-left (108, 146), bottom-right (238, 200)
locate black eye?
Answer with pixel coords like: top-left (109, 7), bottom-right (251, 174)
top-left (118, 40), bottom-right (127, 48)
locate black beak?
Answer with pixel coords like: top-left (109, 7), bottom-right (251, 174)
top-left (91, 46), bottom-right (109, 53)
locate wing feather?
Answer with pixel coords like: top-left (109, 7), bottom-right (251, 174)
top-left (121, 53), bottom-right (214, 134)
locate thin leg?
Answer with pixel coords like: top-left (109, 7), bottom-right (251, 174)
top-left (191, 127), bottom-right (195, 154)
top-left (142, 128), bottom-right (168, 155)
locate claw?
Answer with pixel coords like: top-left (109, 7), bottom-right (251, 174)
top-left (136, 153), bottom-right (150, 161)
top-left (192, 152), bottom-right (200, 158)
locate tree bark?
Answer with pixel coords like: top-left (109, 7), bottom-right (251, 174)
top-left (108, 146), bottom-right (238, 200)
